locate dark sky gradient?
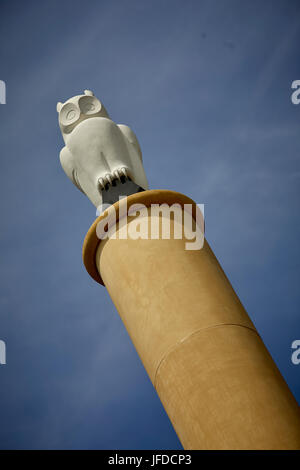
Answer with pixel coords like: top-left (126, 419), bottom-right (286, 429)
top-left (0, 0), bottom-right (299, 449)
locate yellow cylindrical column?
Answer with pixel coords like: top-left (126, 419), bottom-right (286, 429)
top-left (83, 190), bottom-right (300, 450)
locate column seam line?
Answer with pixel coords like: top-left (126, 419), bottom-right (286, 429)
top-left (153, 323), bottom-right (259, 389)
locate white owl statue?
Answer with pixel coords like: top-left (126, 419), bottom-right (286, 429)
top-left (57, 90), bottom-right (148, 209)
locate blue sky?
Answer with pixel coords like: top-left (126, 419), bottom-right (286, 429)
top-left (0, 0), bottom-right (300, 449)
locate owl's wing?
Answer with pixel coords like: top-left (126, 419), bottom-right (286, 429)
top-left (117, 124), bottom-right (143, 162)
top-left (59, 147), bottom-right (84, 193)
top-left (117, 124), bottom-right (148, 190)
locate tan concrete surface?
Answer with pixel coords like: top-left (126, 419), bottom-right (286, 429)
top-left (83, 190), bottom-right (300, 450)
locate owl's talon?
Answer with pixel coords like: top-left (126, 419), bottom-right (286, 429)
top-left (113, 170), bottom-right (121, 181)
top-left (98, 177), bottom-right (105, 190)
top-left (99, 168), bottom-right (131, 191)
top-left (105, 174), bottom-right (112, 186)
top-left (120, 167), bottom-right (128, 184)
top-left (121, 167), bottom-right (128, 178)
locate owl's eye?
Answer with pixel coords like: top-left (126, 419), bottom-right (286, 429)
top-left (79, 96), bottom-right (102, 115)
top-left (60, 103), bottom-right (80, 126)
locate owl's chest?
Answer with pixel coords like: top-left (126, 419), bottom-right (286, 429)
top-left (67, 117), bottom-right (120, 159)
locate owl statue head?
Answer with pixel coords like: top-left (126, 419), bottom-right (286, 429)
top-left (57, 90), bottom-right (109, 142)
